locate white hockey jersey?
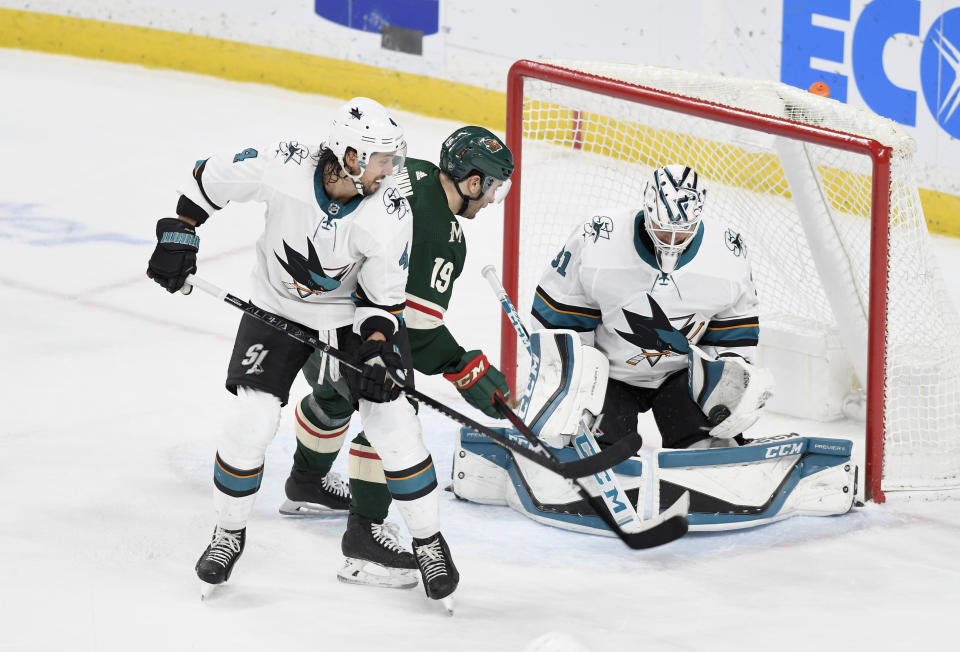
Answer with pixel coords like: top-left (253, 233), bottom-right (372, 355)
top-left (178, 140), bottom-right (412, 334)
top-left (532, 209), bottom-right (759, 388)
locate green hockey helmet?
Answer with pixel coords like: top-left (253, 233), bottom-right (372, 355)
top-left (440, 126), bottom-right (514, 203)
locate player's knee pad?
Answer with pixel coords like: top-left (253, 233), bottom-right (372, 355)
top-left (358, 398), bottom-right (428, 470)
top-left (218, 386), bottom-right (282, 468)
top-left (294, 394), bottom-right (351, 455)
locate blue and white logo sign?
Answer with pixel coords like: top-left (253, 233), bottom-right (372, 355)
top-left (781, 1), bottom-right (960, 138)
top-left (920, 8), bottom-right (960, 139)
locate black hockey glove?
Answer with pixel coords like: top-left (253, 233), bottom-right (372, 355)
top-left (147, 217), bottom-right (199, 294)
top-left (356, 338), bottom-right (408, 403)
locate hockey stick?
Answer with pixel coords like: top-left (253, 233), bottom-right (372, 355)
top-left (482, 266), bottom-right (690, 547)
top-left (494, 394), bottom-right (688, 549)
top-left (485, 262), bottom-right (645, 529)
top-left (183, 274), bottom-right (636, 479)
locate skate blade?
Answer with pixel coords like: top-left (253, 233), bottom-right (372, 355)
top-left (278, 499), bottom-right (347, 517)
top-left (441, 595), bottom-right (455, 616)
top-left (199, 580), bottom-right (218, 601)
top-left (337, 558), bottom-right (418, 590)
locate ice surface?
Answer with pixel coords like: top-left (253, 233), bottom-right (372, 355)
top-left (1, 49), bottom-right (959, 651)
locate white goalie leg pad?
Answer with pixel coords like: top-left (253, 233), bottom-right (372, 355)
top-left (455, 429), bottom-right (855, 535)
top-left (452, 429), bottom-right (510, 505)
top-left (777, 458), bottom-right (858, 518)
top-left (659, 435), bottom-right (857, 531)
top-left (503, 452), bottom-right (651, 538)
top-left (522, 329), bottom-right (609, 448)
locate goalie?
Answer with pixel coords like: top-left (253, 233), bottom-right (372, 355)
top-left (532, 164), bottom-right (767, 451)
top-left (452, 165), bottom-right (858, 532)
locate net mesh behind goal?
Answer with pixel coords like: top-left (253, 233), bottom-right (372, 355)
top-left (504, 60), bottom-right (960, 498)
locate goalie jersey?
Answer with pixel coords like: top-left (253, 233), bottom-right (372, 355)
top-left (178, 141), bottom-right (411, 335)
top-left (532, 209), bottom-right (759, 388)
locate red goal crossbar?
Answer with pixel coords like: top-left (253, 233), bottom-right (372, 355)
top-left (500, 59), bottom-right (892, 502)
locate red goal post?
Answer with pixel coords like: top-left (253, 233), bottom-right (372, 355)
top-left (500, 59), bottom-right (901, 502)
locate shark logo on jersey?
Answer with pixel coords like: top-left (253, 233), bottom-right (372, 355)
top-left (275, 239), bottom-right (355, 298)
top-left (616, 294), bottom-right (703, 367)
top-left (276, 141), bottom-right (309, 165)
top-left (349, 106), bottom-right (363, 120)
top-left (383, 187), bottom-right (409, 220)
top-left (582, 215), bottom-right (613, 243)
top-left (725, 229), bottom-right (746, 257)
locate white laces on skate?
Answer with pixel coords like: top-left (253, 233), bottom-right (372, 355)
top-left (205, 528), bottom-right (242, 568)
top-left (321, 472), bottom-right (349, 499)
top-left (415, 539), bottom-right (448, 582)
top-left (371, 521), bottom-right (406, 554)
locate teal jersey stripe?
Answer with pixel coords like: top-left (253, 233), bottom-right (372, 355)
top-left (700, 324), bottom-right (759, 346)
top-left (531, 293), bottom-right (600, 332)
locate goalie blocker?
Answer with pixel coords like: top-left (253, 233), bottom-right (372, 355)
top-left (451, 329), bottom-right (857, 533)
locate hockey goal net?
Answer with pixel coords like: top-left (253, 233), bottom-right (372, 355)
top-left (500, 59), bottom-right (960, 502)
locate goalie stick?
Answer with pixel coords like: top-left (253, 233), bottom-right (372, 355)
top-left (494, 394), bottom-right (688, 549)
top-left (182, 274), bottom-right (636, 480)
top-left (482, 266), bottom-right (689, 549)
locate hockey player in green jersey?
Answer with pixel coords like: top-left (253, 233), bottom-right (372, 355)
top-left (278, 126), bottom-right (515, 590)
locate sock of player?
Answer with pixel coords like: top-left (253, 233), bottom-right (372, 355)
top-left (213, 386), bottom-right (281, 530)
top-left (347, 432), bottom-right (391, 522)
top-left (358, 398), bottom-right (441, 539)
top-left (213, 452), bottom-right (263, 531)
top-left (383, 455), bottom-right (440, 539)
top-left (292, 394), bottom-right (351, 474)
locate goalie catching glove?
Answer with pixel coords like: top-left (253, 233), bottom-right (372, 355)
top-left (443, 350), bottom-right (510, 418)
top-left (688, 351), bottom-right (774, 439)
top-left (147, 217), bottom-right (199, 294)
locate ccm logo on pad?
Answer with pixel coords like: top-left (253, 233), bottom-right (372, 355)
top-left (765, 442), bottom-right (803, 459)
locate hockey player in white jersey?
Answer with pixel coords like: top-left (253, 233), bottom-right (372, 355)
top-left (453, 164), bottom-right (856, 534)
top-left (145, 97), bottom-right (457, 605)
top-left (531, 163), bottom-right (767, 449)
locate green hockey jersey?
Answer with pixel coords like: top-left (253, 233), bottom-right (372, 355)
top-left (394, 158), bottom-right (469, 375)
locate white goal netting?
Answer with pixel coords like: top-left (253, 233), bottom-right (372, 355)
top-left (508, 60), bottom-right (960, 495)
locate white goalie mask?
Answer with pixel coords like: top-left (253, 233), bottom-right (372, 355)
top-left (327, 97), bottom-right (407, 183)
top-left (642, 164), bottom-right (707, 273)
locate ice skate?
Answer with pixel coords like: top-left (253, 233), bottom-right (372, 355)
top-left (412, 531), bottom-right (459, 612)
top-left (337, 514), bottom-right (419, 589)
top-left (195, 526), bottom-right (245, 599)
top-left (278, 468), bottom-right (350, 516)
